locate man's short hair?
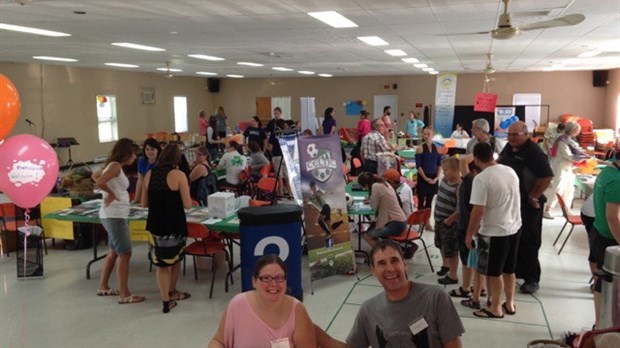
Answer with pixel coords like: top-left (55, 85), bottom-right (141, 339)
top-left (370, 239), bottom-right (404, 266)
top-left (472, 118), bottom-right (490, 133)
top-left (383, 106), bottom-right (391, 113)
top-left (473, 142), bottom-right (494, 163)
top-left (441, 156), bottom-right (460, 171)
top-left (273, 106), bottom-right (282, 113)
top-left (371, 119), bottom-right (382, 130)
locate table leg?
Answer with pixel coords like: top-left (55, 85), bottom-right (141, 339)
top-left (86, 224), bottom-right (106, 279)
top-left (354, 216), bottom-right (369, 264)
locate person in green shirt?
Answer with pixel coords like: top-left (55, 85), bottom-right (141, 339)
top-left (590, 156), bottom-right (620, 328)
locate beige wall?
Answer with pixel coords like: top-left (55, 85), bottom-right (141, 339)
top-left (1, 61), bottom-right (616, 164)
top-left (604, 68), bottom-right (620, 130)
top-left (1, 62), bottom-right (211, 164)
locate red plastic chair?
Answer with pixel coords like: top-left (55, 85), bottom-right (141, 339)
top-left (554, 193), bottom-right (583, 255)
top-left (388, 209), bottom-right (433, 271)
top-left (184, 224), bottom-right (229, 298)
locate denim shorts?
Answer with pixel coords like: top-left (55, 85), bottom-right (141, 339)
top-left (100, 218), bottom-right (132, 254)
top-left (367, 220), bottom-right (407, 238)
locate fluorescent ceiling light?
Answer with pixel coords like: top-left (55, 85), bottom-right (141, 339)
top-left (237, 62), bottom-right (264, 67)
top-left (542, 67), bottom-right (555, 71)
top-left (318, 73), bottom-right (333, 77)
top-left (414, 63), bottom-right (428, 68)
top-left (357, 36), bottom-right (389, 46)
top-left (422, 67), bottom-right (434, 72)
top-left (272, 67), bottom-right (293, 71)
top-left (226, 74), bottom-right (244, 78)
top-left (0, 23), bottom-right (71, 37)
top-left (577, 50), bottom-right (601, 58)
top-left (384, 49), bottom-right (407, 57)
top-left (104, 63), bottom-right (139, 68)
top-left (33, 56), bottom-right (77, 62)
top-left (157, 68), bottom-right (182, 72)
top-left (401, 57), bottom-right (419, 63)
top-left (307, 11), bottom-right (358, 28)
top-left (188, 54), bottom-right (225, 61)
top-left (298, 71), bottom-right (315, 75)
top-left (598, 40), bottom-right (620, 52)
top-left (429, 71), bottom-right (439, 75)
top-left (111, 42), bottom-right (165, 52)
top-left (196, 71), bottom-right (217, 76)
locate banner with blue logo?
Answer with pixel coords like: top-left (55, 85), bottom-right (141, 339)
top-left (298, 135), bottom-right (354, 280)
top-left (434, 73), bottom-right (458, 137)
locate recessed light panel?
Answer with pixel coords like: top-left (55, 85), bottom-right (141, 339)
top-left (157, 68), bottom-right (182, 72)
top-left (0, 23), bottom-right (71, 37)
top-left (357, 36), bottom-right (389, 46)
top-left (385, 49), bottom-right (407, 57)
top-left (33, 56), bottom-right (77, 62)
top-left (414, 63), bottom-right (428, 68)
top-left (401, 57), bottom-right (420, 63)
top-left (307, 11), bottom-right (358, 28)
top-left (226, 74), bottom-right (244, 78)
top-left (188, 54), bottom-right (225, 61)
top-left (104, 63), bottom-right (139, 68)
top-left (298, 71), bottom-right (315, 75)
top-left (318, 73), bottom-right (333, 77)
top-left (196, 71), bottom-right (217, 76)
top-left (429, 71), bottom-right (439, 75)
top-left (111, 42), bottom-right (165, 51)
top-left (272, 67), bottom-right (294, 71)
top-left (237, 62), bottom-right (264, 67)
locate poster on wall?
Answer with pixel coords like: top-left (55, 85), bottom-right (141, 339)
top-left (278, 134), bottom-right (302, 205)
top-left (345, 100), bottom-right (365, 116)
top-left (298, 135), bottom-right (355, 280)
top-left (494, 106), bottom-right (516, 136)
top-left (434, 73), bottom-right (458, 137)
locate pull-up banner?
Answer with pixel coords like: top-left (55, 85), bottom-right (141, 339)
top-left (298, 135), bottom-right (354, 279)
top-left (434, 73), bottom-right (458, 137)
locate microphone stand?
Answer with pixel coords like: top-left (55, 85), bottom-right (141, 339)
top-left (26, 119), bottom-right (36, 135)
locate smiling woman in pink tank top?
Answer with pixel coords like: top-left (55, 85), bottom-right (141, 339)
top-left (208, 255), bottom-right (316, 348)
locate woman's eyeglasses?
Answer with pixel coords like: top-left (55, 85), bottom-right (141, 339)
top-left (257, 275), bottom-right (287, 283)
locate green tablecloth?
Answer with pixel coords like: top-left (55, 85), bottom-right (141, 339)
top-left (345, 182), bottom-right (374, 215)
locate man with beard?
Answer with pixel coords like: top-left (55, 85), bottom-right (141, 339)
top-left (315, 240), bottom-right (464, 348)
top-left (497, 121), bottom-right (553, 294)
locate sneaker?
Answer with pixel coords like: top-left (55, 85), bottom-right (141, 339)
top-left (438, 275), bottom-right (459, 285)
top-left (436, 266), bottom-right (449, 276)
top-left (520, 281), bottom-right (540, 294)
top-left (543, 211), bottom-right (554, 220)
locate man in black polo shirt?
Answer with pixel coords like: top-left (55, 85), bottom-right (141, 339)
top-left (243, 116), bottom-right (267, 149)
top-left (498, 121), bottom-right (553, 294)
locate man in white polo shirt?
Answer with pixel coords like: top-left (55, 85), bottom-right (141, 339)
top-left (466, 142), bottom-right (521, 319)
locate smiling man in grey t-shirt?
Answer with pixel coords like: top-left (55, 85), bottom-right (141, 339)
top-left (316, 239), bottom-right (465, 348)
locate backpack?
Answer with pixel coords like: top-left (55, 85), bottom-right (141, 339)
top-left (190, 164), bottom-right (218, 206)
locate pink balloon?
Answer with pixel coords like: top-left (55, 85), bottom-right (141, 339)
top-left (0, 134), bottom-right (59, 208)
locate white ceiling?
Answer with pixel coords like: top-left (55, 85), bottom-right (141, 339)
top-left (0, 0), bottom-right (618, 78)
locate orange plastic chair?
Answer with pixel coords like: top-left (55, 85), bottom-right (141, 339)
top-left (553, 193), bottom-right (583, 255)
top-left (352, 158), bottom-right (362, 170)
top-left (388, 209), bottom-right (433, 271)
top-left (339, 128), bottom-right (354, 144)
top-left (256, 177), bottom-right (277, 203)
top-left (260, 163), bottom-right (273, 178)
top-left (184, 224), bottom-right (229, 298)
top-left (249, 199), bottom-right (271, 207)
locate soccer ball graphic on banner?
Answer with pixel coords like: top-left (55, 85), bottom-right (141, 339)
top-left (307, 143), bottom-right (319, 158)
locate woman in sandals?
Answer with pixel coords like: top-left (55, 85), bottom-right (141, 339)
top-left (209, 254), bottom-right (316, 348)
top-left (142, 144), bottom-right (193, 313)
top-left (94, 138), bottom-right (145, 304)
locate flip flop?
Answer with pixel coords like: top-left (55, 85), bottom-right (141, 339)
top-left (460, 298), bottom-right (481, 309)
top-left (169, 290), bottom-right (191, 301)
top-left (473, 308), bottom-right (504, 319)
top-left (96, 289), bottom-right (119, 296)
top-left (502, 302), bottom-right (516, 315)
top-left (163, 300), bottom-right (177, 313)
top-left (118, 294), bottom-right (146, 304)
top-left (450, 286), bottom-right (471, 298)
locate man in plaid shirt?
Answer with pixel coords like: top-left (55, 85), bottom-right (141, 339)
top-left (361, 119), bottom-right (391, 174)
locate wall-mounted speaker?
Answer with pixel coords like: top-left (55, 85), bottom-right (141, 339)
top-left (392, 83), bottom-right (398, 90)
top-left (593, 70), bottom-right (609, 87)
top-left (207, 78), bottom-right (220, 93)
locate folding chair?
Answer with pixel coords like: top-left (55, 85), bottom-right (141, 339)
top-left (388, 209), bottom-right (433, 271)
top-left (554, 193), bottom-right (583, 255)
top-left (184, 224), bottom-right (230, 298)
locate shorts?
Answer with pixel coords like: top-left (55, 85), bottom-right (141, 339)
top-left (581, 213), bottom-right (596, 263)
top-left (367, 221), bottom-right (407, 239)
top-left (434, 220), bottom-right (459, 258)
top-left (476, 231), bottom-right (520, 277)
top-left (591, 229), bottom-right (618, 292)
top-left (272, 156), bottom-right (288, 178)
top-left (100, 218), bottom-right (131, 254)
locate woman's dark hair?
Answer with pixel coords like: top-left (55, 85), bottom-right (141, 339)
top-left (208, 115), bottom-right (217, 128)
top-left (105, 138), bottom-right (136, 166)
top-left (252, 254), bottom-right (287, 279)
top-left (252, 115), bottom-right (262, 128)
top-left (456, 123), bottom-right (463, 129)
top-left (286, 120), bottom-right (296, 128)
top-left (248, 141), bottom-right (261, 153)
top-left (357, 171), bottom-right (386, 196)
top-left (156, 144), bottom-right (183, 167)
top-left (228, 140), bottom-right (243, 155)
top-left (142, 138), bottom-right (162, 158)
top-left (275, 118), bottom-right (287, 129)
top-left (324, 107), bottom-right (334, 120)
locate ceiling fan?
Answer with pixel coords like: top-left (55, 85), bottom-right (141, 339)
top-left (470, 0), bottom-right (585, 40)
top-left (164, 61), bottom-right (174, 78)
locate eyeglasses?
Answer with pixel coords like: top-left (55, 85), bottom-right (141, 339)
top-left (257, 274), bottom-right (287, 283)
top-left (507, 132), bottom-right (527, 137)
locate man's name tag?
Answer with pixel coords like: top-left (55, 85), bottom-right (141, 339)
top-left (409, 317), bottom-right (428, 335)
top-left (271, 338), bottom-right (291, 348)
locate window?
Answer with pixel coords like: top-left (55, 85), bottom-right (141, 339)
top-left (512, 93), bottom-right (541, 128)
top-left (96, 95), bottom-right (118, 143)
top-left (173, 96), bottom-right (188, 133)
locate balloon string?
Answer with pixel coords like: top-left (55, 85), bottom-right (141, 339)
top-left (23, 209), bottom-right (30, 278)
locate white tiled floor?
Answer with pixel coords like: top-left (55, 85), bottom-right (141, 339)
top-left (1, 204), bottom-right (596, 347)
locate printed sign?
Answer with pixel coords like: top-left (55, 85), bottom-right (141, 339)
top-left (474, 92), bottom-right (498, 112)
top-left (434, 73), bottom-right (458, 137)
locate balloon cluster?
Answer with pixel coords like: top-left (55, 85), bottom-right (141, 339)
top-left (499, 115), bottom-right (519, 129)
top-left (96, 95), bottom-right (108, 107)
top-left (0, 73), bottom-right (59, 208)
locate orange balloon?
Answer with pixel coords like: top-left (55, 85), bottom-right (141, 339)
top-left (0, 74), bottom-right (21, 140)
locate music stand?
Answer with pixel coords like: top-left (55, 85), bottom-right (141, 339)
top-left (56, 137), bottom-right (80, 167)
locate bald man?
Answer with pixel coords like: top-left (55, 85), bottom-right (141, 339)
top-left (497, 121), bottom-right (553, 294)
